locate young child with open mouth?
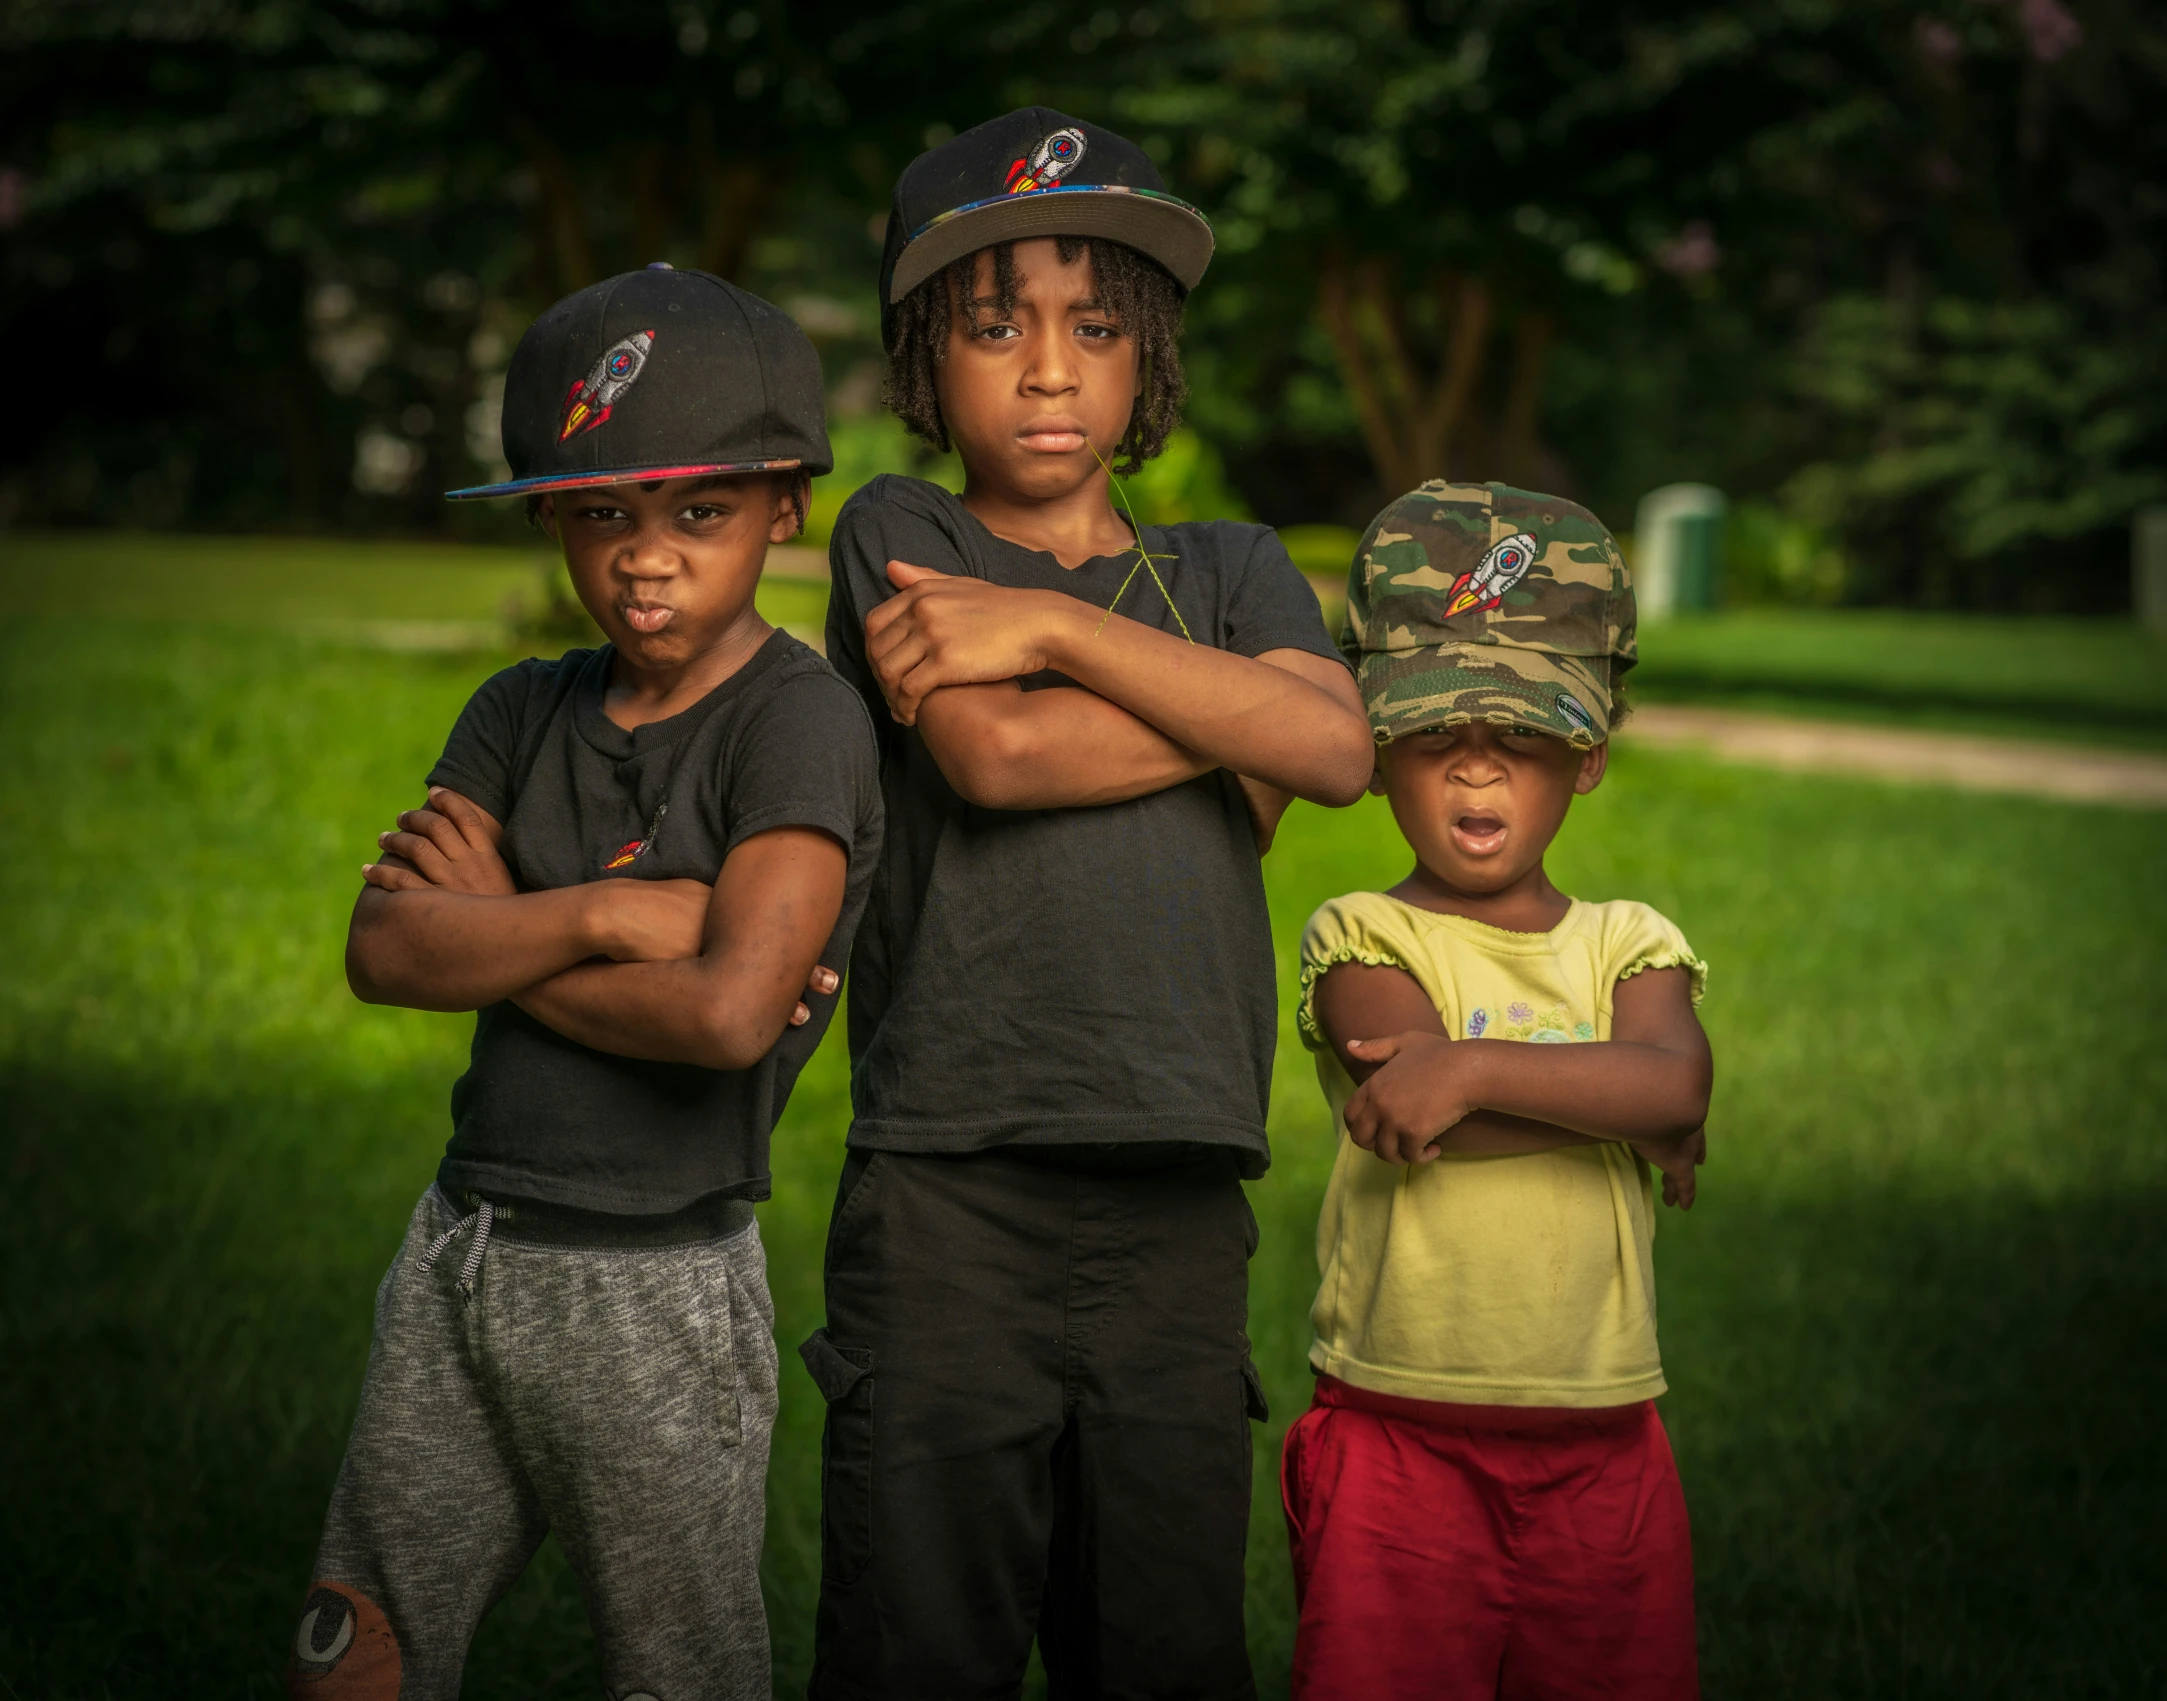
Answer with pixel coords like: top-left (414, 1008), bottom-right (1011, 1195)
top-left (1286, 481), bottom-right (1712, 1700)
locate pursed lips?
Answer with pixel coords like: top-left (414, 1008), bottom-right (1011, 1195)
top-left (1017, 415), bottom-right (1091, 454)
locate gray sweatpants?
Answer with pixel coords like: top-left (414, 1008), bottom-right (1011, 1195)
top-left (292, 1185), bottom-right (778, 1700)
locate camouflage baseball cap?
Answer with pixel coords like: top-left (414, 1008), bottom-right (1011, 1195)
top-left (1342, 480), bottom-right (1636, 749)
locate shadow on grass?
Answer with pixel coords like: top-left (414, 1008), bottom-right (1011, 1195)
top-left (4, 1059), bottom-right (2161, 1700)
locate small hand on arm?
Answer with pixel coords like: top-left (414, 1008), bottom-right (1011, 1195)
top-left (346, 789), bottom-right (842, 1060)
top-left (863, 562), bottom-right (1371, 822)
top-left (1313, 960), bottom-right (1711, 1207)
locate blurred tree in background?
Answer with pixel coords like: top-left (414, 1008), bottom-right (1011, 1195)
top-left (2, 0), bottom-right (2159, 607)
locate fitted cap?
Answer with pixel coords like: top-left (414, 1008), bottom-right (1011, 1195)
top-left (447, 266), bottom-right (831, 499)
top-left (1343, 482), bottom-right (1638, 749)
top-left (879, 106), bottom-right (1213, 349)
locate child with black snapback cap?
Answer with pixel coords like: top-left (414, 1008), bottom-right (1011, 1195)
top-left (288, 266), bottom-right (881, 1700)
top-left (803, 110), bottom-right (1375, 1697)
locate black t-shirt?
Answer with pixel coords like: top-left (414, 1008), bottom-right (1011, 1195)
top-left (824, 475), bottom-right (1345, 1177)
top-left (425, 630), bottom-right (882, 1214)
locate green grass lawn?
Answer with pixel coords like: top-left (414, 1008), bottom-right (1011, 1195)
top-left (2, 540), bottom-right (2164, 1697)
top-left (1626, 608), bottom-right (2167, 749)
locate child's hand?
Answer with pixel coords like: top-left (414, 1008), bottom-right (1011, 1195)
top-left (1635, 1126), bottom-right (1706, 1209)
top-left (865, 561), bottom-right (1073, 723)
top-left (363, 788), bottom-right (514, 895)
top-left (1341, 1032), bottom-right (1475, 1165)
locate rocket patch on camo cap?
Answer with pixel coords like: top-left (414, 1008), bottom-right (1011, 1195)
top-left (1342, 481), bottom-right (1636, 749)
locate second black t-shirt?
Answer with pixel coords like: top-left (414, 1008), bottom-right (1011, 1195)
top-left (825, 474), bottom-right (1345, 1177)
top-left (426, 630), bottom-right (882, 1214)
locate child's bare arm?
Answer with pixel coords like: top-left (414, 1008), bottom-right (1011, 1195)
top-left (1312, 962), bottom-right (1604, 1158)
top-left (346, 790), bottom-right (711, 1012)
top-left (1342, 967), bottom-right (1712, 1172)
top-left (510, 826), bottom-right (848, 1070)
top-left (867, 563), bottom-right (1372, 807)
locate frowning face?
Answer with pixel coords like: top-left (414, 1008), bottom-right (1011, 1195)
top-left (933, 238), bottom-right (1141, 507)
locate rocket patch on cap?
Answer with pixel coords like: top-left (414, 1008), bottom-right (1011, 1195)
top-left (560, 329), bottom-right (655, 441)
top-left (1445, 532), bottom-right (1538, 618)
top-left (1005, 127), bottom-right (1087, 194)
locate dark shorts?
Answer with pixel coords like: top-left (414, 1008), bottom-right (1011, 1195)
top-left (1282, 1376), bottom-right (1698, 1701)
top-left (804, 1147), bottom-right (1267, 1701)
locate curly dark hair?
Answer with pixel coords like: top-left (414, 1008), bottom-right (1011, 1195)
top-left (883, 235), bottom-right (1187, 475)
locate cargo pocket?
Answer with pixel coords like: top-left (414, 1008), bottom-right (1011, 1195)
top-left (800, 1327), bottom-right (874, 1586)
top-left (1242, 1357), bottom-right (1270, 1424)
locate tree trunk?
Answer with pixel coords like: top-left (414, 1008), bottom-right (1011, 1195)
top-left (1316, 254), bottom-right (1496, 493)
top-left (1497, 310), bottom-right (1556, 487)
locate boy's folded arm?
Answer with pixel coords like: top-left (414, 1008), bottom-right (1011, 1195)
top-left (914, 679), bottom-right (1213, 810)
top-left (1313, 961), bottom-right (1600, 1159)
top-left (344, 789), bottom-right (709, 1013)
top-left (865, 567), bottom-right (1373, 806)
top-left (346, 883), bottom-right (624, 1012)
top-left (511, 826), bottom-right (849, 1071)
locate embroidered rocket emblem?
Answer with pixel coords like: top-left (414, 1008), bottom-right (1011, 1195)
top-left (1006, 127), bottom-right (1087, 194)
top-left (603, 801), bottom-right (667, 871)
top-left (560, 330), bottom-right (655, 441)
top-left (1444, 532), bottom-right (1538, 617)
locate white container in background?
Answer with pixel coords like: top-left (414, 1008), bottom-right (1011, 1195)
top-left (2134, 506), bottom-right (2167, 631)
top-left (1634, 483), bottom-right (1728, 619)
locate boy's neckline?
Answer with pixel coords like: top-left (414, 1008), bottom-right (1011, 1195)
top-left (576, 628), bottom-right (785, 751)
top-left (949, 480), bottom-right (1144, 572)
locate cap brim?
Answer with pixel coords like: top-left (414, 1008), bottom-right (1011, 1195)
top-left (444, 458), bottom-right (807, 501)
top-left (889, 185), bottom-right (1213, 301)
top-left (1354, 645), bottom-right (1613, 749)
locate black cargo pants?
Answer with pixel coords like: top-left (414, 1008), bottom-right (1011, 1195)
top-left (802, 1146), bottom-right (1268, 1701)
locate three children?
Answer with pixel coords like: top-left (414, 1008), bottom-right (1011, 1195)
top-left (298, 107), bottom-right (1711, 1701)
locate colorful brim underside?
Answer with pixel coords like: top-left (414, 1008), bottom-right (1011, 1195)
top-left (1354, 645), bottom-right (1613, 748)
top-left (888, 185), bottom-right (1214, 301)
top-left (444, 458), bottom-right (804, 501)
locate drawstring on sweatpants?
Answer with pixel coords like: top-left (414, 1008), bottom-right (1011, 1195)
top-left (419, 1199), bottom-right (494, 1299)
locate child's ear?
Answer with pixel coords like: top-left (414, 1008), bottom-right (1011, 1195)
top-left (1573, 740), bottom-right (1610, 795)
top-left (535, 496), bottom-right (560, 543)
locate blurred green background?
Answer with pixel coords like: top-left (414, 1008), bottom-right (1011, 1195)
top-left (7, 0), bottom-right (2165, 609)
top-left (2, 538), bottom-right (2164, 1698)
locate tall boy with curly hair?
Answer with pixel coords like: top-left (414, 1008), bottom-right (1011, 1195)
top-left (802, 110), bottom-right (1375, 1696)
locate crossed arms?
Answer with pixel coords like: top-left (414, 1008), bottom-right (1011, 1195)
top-left (1313, 960), bottom-right (1713, 1206)
top-left (859, 563), bottom-right (1374, 828)
top-left (346, 788), bottom-right (845, 1072)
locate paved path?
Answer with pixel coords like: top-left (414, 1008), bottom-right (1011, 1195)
top-left (1622, 705), bottom-right (2167, 807)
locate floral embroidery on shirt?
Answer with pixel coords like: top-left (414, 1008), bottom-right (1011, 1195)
top-left (1487, 1002), bottom-right (1586, 1043)
top-left (1466, 1008), bottom-right (1489, 1038)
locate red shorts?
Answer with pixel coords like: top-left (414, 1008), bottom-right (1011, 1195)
top-left (1281, 1375), bottom-right (1698, 1700)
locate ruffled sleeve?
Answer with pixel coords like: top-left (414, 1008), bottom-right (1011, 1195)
top-left (1297, 893), bottom-right (1421, 1049)
top-left (1603, 903), bottom-right (1709, 1005)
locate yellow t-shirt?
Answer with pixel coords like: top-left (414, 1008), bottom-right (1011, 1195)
top-left (1297, 892), bottom-right (1706, 1408)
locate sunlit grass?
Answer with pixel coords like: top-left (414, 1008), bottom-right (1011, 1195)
top-left (2, 589), bottom-right (2162, 1696)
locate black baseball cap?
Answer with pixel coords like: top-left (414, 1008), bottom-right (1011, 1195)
top-left (446, 265), bottom-right (831, 500)
top-left (879, 107), bottom-right (1214, 349)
